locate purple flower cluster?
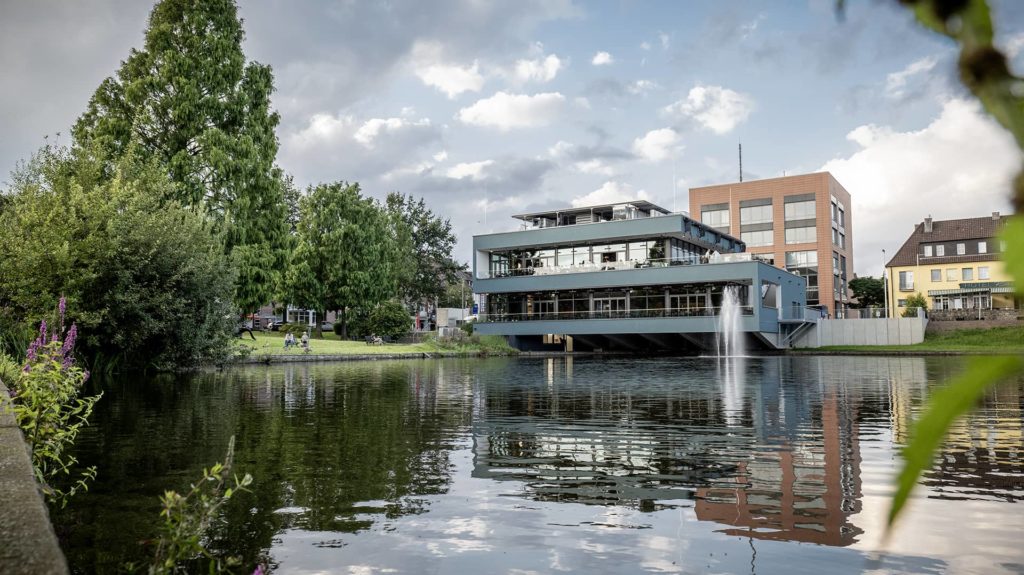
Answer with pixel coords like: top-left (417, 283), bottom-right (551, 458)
top-left (22, 297), bottom-right (80, 374)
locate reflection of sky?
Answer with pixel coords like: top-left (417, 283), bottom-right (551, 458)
top-left (244, 357), bottom-right (1024, 573)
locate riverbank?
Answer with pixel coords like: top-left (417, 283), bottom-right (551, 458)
top-left (798, 325), bottom-right (1024, 355)
top-left (233, 332), bottom-right (519, 363)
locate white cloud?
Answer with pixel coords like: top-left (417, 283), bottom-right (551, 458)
top-left (433, 150), bottom-right (449, 162)
top-left (627, 80), bottom-right (659, 95)
top-left (640, 41), bottom-right (651, 51)
top-left (571, 181), bottom-right (649, 207)
top-left (446, 160), bottom-right (494, 180)
top-left (885, 56), bottom-right (938, 99)
top-left (456, 91), bottom-right (566, 130)
top-left (820, 98), bottom-right (1019, 276)
top-left (591, 51), bottom-right (614, 66)
top-left (632, 128), bottom-right (680, 162)
top-left (574, 159), bottom-right (616, 176)
top-left (353, 117), bottom-right (432, 148)
top-left (659, 32), bottom-right (670, 50)
top-left (663, 85), bottom-right (754, 134)
top-left (411, 41), bottom-right (485, 98)
top-left (574, 96), bottom-right (591, 109)
top-left (514, 54), bottom-right (563, 83)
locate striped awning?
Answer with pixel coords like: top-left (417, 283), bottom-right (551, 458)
top-left (928, 284), bottom-right (1016, 296)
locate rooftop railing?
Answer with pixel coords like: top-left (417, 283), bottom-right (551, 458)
top-left (485, 254), bottom-right (759, 279)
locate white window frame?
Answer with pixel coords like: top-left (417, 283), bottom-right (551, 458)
top-left (923, 245), bottom-right (933, 257)
top-left (979, 266), bottom-right (990, 280)
top-left (936, 245), bottom-right (945, 256)
top-left (956, 243), bottom-right (965, 255)
top-left (978, 241), bottom-right (987, 254)
top-left (962, 267), bottom-right (974, 281)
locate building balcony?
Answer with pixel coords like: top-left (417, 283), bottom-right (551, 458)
top-left (478, 305), bottom-right (754, 323)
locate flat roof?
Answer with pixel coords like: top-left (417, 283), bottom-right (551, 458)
top-left (512, 200), bottom-right (671, 221)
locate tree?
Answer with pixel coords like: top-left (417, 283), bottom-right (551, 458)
top-left (901, 292), bottom-right (928, 318)
top-left (385, 192), bottom-right (462, 311)
top-left (849, 276), bottom-right (884, 308)
top-left (285, 183), bottom-right (397, 338)
top-left (0, 147), bottom-right (236, 369)
top-left (71, 0), bottom-right (289, 313)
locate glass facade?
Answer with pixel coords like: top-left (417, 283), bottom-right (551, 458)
top-left (740, 205), bottom-right (772, 225)
top-left (785, 226), bottom-right (816, 244)
top-left (487, 237), bottom-right (710, 277)
top-left (741, 230), bottom-right (773, 247)
top-left (785, 250), bottom-right (818, 306)
top-left (702, 209), bottom-right (730, 229)
top-left (784, 200), bottom-right (815, 221)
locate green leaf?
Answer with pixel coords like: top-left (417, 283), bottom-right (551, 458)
top-left (1001, 217), bottom-right (1024, 295)
top-left (888, 355), bottom-right (1023, 527)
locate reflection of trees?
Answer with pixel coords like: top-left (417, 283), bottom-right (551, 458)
top-left (58, 361), bottom-right (473, 573)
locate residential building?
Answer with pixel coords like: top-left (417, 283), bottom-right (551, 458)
top-left (689, 172), bottom-right (854, 318)
top-left (885, 213), bottom-right (1017, 315)
top-left (471, 200), bottom-right (811, 352)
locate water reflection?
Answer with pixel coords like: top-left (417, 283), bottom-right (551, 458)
top-left (58, 356), bottom-right (1024, 574)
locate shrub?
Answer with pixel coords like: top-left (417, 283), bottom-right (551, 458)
top-left (368, 301), bottom-right (412, 339)
top-left (902, 293), bottom-right (928, 318)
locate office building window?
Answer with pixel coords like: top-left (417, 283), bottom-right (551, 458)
top-left (979, 241), bottom-right (987, 254)
top-left (962, 267), bottom-right (974, 281)
top-left (832, 228), bottom-right (839, 245)
top-left (936, 245), bottom-right (945, 256)
top-left (740, 204), bottom-right (772, 225)
top-left (946, 268), bottom-right (959, 281)
top-left (839, 232), bottom-right (845, 249)
top-left (830, 202), bottom-right (837, 222)
top-left (931, 269), bottom-right (941, 282)
top-left (979, 266), bottom-right (990, 280)
top-left (923, 245), bottom-right (933, 257)
top-left (741, 230), bottom-right (773, 247)
top-left (785, 226), bottom-right (816, 244)
top-left (899, 271), bottom-right (913, 291)
top-left (956, 243), bottom-right (965, 255)
top-left (784, 200), bottom-right (815, 221)
top-left (785, 251), bottom-right (819, 305)
top-left (701, 208), bottom-right (729, 228)
top-left (838, 207), bottom-right (845, 227)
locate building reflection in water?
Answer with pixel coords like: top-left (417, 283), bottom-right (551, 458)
top-left (472, 356), bottom-right (867, 547)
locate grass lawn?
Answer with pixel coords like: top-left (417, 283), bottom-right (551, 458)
top-left (235, 331), bottom-right (517, 357)
top-left (817, 325), bottom-right (1024, 353)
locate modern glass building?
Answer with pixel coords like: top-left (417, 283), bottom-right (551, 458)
top-left (472, 201), bottom-right (812, 352)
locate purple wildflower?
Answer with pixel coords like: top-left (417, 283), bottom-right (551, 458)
top-left (38, 319), bottom-right (47, 345)
top-left (252, 566), bottom-right (265, 575)
top-left (60, 324), bottom-right (78, 368)
top-left (58, 297), bottom-right (66, 329)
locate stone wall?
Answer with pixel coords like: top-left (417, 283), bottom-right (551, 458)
top-left (928, 309), bottom-right (1022, 322)
top-left (792, 315), bottom-right (927, 348)
top-left (0, 379), bottom-right (69, 575)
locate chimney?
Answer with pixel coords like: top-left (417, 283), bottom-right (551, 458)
top-left (993, 211), bottom-right (1001, 221)
top-left (924, 215), bottom-right (933, 233)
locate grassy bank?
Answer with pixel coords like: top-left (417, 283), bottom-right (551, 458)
top-left (815, 325), bottom-right (1024, 354)
top-left (234, 331), bottom-right (517, 358)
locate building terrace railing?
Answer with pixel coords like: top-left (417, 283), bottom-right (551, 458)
top-left (478, 305), bottom-right (755, 323)
top-left (485, 254), bottom-right (762, 279)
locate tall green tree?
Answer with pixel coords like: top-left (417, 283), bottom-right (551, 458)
top-left (385, 192), bottom-right (462, 312)
top-left (71, 0), bottom-right (288, 313)
top-left (286, 183), bottom-right (397, 337)
top-left (849, 276), bottom-right (884, 308)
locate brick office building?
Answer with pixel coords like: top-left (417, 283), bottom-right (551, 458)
top-left (689, 172), bottom-right (854, 318)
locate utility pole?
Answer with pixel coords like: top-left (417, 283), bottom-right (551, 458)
top-left (738, 142), bottom-right (743, 182)
top-left (881, 249), bottom-right (888, 319)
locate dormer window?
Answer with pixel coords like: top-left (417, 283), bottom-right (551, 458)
top-left (923, 245), bottom-right (933, 257)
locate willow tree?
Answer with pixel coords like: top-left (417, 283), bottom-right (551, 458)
top-left (71, 0), bottom-right (288, 314)
top-left (286, 183), bottom-right (397, 338)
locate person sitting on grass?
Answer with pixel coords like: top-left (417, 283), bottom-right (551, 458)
top-left (372, 334), bottom-right (384, 346)
top-left (300, 332), bottom-right (311, 353)
top-left (284, 332), bottom-right (296, 349)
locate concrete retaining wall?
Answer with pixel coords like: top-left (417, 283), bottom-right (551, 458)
top-left (0, 379), bottom-right (69, 574)
top-left (792, 315), bottom-right (927, 348)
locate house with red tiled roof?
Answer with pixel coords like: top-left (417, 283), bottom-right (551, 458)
top-left (884, 213), bottom-right (1018, 317)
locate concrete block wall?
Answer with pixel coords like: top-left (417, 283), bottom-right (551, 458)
top-left (792, 315), bottom-right (926, 348)
top-left (0, 379), bottom-right (69, 575)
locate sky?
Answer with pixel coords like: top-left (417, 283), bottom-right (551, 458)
top-left (2, 0), bottom-right (1024, 277)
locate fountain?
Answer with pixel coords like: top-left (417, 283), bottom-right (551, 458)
top-left (716, 285), bottom-right (745, 358)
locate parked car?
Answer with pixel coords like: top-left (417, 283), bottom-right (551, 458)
top-left (320, 321), bottom-right (334, 332)
top-left (265, 320), bottom-right (283, 331)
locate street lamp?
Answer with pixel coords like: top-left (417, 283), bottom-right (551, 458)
top-left (881, 248), bottom-right (888, 319)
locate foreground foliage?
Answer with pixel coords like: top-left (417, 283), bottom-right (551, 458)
top-left (140, 437), bottom-right (254, 575)
top-left (5, 300), bottom-right (102, 507)
top-left (888, 0), bottom-right (1024, 527)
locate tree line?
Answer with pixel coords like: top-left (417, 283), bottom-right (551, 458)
top-left (0, 0), bottom-right (460, 370)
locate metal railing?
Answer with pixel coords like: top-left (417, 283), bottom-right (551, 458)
top-left (477, 305), bottom-right (754, 322)
top-left (485, 254), bottom-right (758, 279)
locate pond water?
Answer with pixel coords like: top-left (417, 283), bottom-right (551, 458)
top-left (58, 356), bottom-right (1024, 574)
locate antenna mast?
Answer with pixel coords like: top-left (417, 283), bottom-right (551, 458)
top-left (738, 142), bottom-right (743, 182)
